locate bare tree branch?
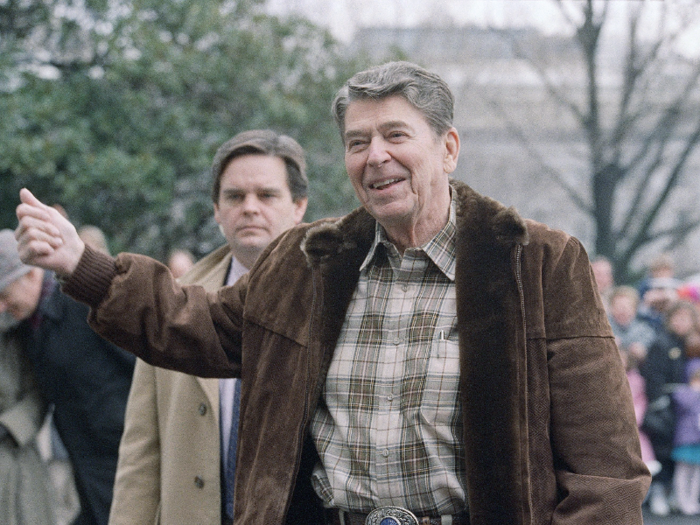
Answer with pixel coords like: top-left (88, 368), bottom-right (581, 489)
top-left (619, 105), bottom-right (684, 239)
top-left (499, 31), bottom-right (585, 124)
top-left (482, 95), bottom-right (591, 213)
top-left (621, 115), bottom-right (700, 263)
top-left (627, 61), bottom-right (700, 169)
top-left (644, 216), bottom-right (700, 247)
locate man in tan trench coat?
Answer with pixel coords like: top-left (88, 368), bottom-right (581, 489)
top-left (108, 130), bottom-right (308, 525)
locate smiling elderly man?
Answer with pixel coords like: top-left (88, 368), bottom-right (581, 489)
top-left (15, 61), bottom-right (649, 525)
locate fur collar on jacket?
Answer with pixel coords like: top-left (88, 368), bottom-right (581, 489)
top-left (301, 179), bottom-right (528, 264)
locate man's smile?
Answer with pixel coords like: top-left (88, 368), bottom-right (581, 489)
top-left (369, 177), bottom-right (405, 190)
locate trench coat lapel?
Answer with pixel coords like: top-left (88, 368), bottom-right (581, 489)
top-left (177, 245), bottom-right (234, 411)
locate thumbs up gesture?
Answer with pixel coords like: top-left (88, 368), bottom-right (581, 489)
top-left (15, 189), bottom-right (86, 277)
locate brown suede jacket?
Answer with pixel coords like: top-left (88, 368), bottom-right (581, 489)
top-left (63, 181), bottom-right (650, 524)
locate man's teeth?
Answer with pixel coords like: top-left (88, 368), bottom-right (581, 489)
top-left (371, 179), bottom-right (401, 190)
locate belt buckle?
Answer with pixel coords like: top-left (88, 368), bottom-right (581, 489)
top-left (365, 506), bottom-right (419, 525)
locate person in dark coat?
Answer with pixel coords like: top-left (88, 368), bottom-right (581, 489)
top-left (671, 363), bottom-right (700, 515)
top-left (641, 300), bottom-right (699, 516)
top-left (0, 228), bottom-right (134, 525)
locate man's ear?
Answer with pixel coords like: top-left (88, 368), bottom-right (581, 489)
top-left (293, 197), bottom-right (308, 224)
top-left (443, 127), bottom-right (460, 174)
top-left (213, 202), bottom-right (221, 226)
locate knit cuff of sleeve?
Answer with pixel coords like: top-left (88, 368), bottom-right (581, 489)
top-left (61, 243), bottom-right (118, 308)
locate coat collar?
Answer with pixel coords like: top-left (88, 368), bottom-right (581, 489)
top-left (301, 180), bottom-right (528, 264)
top-left (177, 244), bottom-right (233, 406)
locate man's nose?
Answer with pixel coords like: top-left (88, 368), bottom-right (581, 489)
top-left (0, 299), bottom-right (8, 314)
top-left (241, 194), bottom-right (261, 213)
top-left (367, 137), bottom-right (391, 167)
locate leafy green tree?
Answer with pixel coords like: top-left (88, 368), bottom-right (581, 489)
top-left (1, 0), bottom-right (364, 259)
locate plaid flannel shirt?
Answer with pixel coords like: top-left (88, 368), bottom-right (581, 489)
top-left (310, 199), bottom-right (467, 515)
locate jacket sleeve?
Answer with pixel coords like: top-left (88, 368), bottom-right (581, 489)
top-left (62, 245), bottom-right (243, 379)
top-left (108, 359), bottom-right (160, 525)
top-left (542, 237), bottom-right (650, 524)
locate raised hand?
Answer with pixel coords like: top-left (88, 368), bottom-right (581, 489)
top-left (15, 189), bottom-right (86, 277)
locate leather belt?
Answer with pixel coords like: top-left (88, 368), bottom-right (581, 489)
top-left (325, 507), bottom-right (469, 525)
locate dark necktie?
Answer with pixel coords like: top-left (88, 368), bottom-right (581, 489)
top-left (224, 379), bottom-right (241, 520)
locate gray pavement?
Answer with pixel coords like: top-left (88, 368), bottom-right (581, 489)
top-left (643, 508), bottom-right (700, 524)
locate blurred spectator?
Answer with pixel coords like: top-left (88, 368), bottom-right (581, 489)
top-left (650, 253), bottom-right (676, 279)
top-left (638, 277), bottom-right (681, 335)
top-left (29, 215), bottom-right (107, 523)
top-left (678, 281), bottom-right (700, 381)
top-left (0, 229), bottom-right (135, 525)
top-left (591, 256), bottom-right (614, 307)
top-left (642, 300), bottom-right (699, 516)
top-left (609, 285), bottom-right (655, 366)
top-left (620, 344), bottom-right (661, 480)
top-left (47, 224), bottom-right (110, 520)
top-left (77, 226), bottom-right (111, 256)
top-left (638, 253), bottom-right (676, 300)
top-left (0, 291), bottom-right (54, 525)
top-left (671, 363), bottom-right (700, 515)
top-left (167, 249), bottom-right (195, 279)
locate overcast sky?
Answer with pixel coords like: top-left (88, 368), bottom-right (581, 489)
top-left (267, 0), bottom-right (700, 57)
top-left (267, 0), bottom-right (568, 41)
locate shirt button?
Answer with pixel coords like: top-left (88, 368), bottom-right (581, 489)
top-left (401, 283), bottom-right (408, 292)
top-left (387, 394), bottom-right (394, 402)
top-left (198, 403), bottom-right (207, 416)
top-left (382, 449), bottom-right (390, 457)
top-left (194, 476), bottom-right (205, 489)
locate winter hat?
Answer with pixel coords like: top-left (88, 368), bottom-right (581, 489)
top-left (0, 229), bottom-right (32, 292)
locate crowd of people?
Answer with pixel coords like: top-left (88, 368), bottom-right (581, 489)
top-left (594, 254), bottom-right (700, 517)
top-left (3, 61), bottom-right (654, 524)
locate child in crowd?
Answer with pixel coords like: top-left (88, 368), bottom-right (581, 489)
top-left (672, 363), bottom-right (700, 515)
top-left (609, 286), bottom-right (656, 365)
top-left (620, 346), bottom-right (661, 477)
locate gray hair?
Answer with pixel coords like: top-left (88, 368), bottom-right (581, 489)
top-left (332, 61), bottom-right (455, 140)
top-left (211, 129), bottom-right (308, 203)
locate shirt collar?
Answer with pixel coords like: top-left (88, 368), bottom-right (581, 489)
top-left (226, 256), bottom-right (249, 286)
top-left (360, 193), bottom-right (457, 281)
